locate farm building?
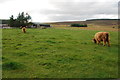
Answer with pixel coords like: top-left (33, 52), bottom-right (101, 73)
top-left (38, 24), bottom-right (51, 29)
top-left (39, 24), bottom-right (51, 27)
top-left (0, 19), bottom-right (9, 28)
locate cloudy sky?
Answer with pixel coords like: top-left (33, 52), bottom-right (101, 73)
top-left (0, 0), bottom-right (119, 22)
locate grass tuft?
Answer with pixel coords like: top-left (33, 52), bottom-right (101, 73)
top-left (3, 61), bottom-right (24, 70)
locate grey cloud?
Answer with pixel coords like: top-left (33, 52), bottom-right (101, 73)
top-left (47, 14), bottom-right (95, 21)
top-left (39, 1), bottom-right (117, 21)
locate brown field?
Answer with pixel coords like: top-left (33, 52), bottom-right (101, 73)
top-left (50, 20), bottom-right (118, 27)
top-left (46, 19), bottom-right (119, 31)
top-left (51, 25), bottom-right (118, 32)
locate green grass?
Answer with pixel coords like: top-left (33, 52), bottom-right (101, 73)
top-left (2, 28), bottom-right (118, 78)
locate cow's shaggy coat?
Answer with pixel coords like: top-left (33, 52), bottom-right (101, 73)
top-left (22, 27), bottom-right (26, 33)
top-left (93, 32), bottom-right (110, 46)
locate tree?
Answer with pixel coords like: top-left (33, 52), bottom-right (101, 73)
top-left (9, 15), bottom-right (15, 27)
top-left (9, 12), bottom-right (32, 27)
top-left (25, 13), bottom-right (31, 23)
top-left (16, 12), bottom-right (31, 27)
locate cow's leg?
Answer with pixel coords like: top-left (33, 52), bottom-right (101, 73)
top-left (23, 29), bottom-right (25, 33)
top-left (107, 40), bottom-right (110, 47)
top-left (96, 39), bottom-right (101, 45)
top-left (103, 39), bottom-right (106, 46)
top-left (97, 40), bottom-right (100, 45)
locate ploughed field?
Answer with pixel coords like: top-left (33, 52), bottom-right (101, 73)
top-left (2, 27), bottom-right (118, 78)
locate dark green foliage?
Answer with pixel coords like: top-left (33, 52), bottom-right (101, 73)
top-left (9, 15), bottom-right (14, 27)
top-left (71, 24), bottom-right (87, 27)
top-left (9, 12), bottom-right (32, 27)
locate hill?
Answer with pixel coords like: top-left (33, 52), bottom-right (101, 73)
top-left (45, 19), bottom-right (118, 28)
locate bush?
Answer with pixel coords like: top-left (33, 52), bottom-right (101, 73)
top-left (71, 24), bottom-right (87, 27)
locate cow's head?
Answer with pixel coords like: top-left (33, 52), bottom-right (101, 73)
top-left (92, 38), bottom-right (97, 43)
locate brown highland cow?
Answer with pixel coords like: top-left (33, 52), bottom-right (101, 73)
top-left (93, 32), bottom-right (110, 46)
top-left (22, 27), bottom-right (26, 33)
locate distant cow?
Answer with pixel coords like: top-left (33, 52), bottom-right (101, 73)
top-left (22, 27), bottom-right (26, 33)
top-left (92, 32), bottom-right (110, 46)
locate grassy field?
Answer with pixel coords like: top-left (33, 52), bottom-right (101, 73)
top-left (2, 27), bottom-right (118, 78)
top-left (0, 29), bottom-right (2, 79)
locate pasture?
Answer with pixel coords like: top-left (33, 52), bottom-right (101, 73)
top-left (2, 27), bottom-right (118, 78)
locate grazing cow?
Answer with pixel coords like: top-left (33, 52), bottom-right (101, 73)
top-left (22, 27), bottom-right (26, 33)
top-left (92, 32), bottom-right (110, 46)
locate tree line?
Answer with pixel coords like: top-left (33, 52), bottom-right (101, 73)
top-left (9, 12), bottom-right (33, 27)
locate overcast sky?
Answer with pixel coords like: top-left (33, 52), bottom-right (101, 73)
top-left (0, 0), bottom-right (119, 22)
